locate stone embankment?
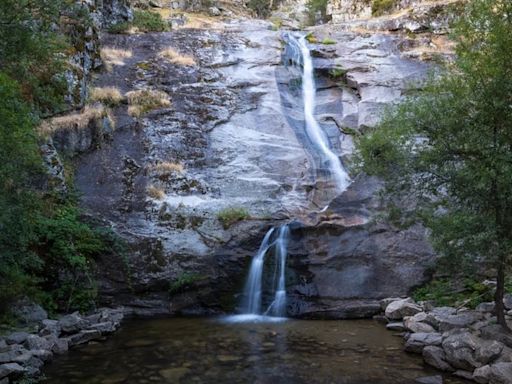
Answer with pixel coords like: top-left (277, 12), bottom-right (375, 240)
top-left (379, 296), bottom-right (512, 384)
top-left (0, 306), bottom-right (125, 383)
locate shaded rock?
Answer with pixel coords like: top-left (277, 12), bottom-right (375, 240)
top-left (480, 325), bottom-right (512, 348)
top-left (415, 375), bottom-right (443, 384)
top-left (0, 363), bottom-right (26, 379)
top-left (405, 332), bottom-right (442, 353)
top-left (437, 310), bottom-right (484, 332)
top-left (473, 365), bottom-right (492, 384)
top-left (29, 349), bottom-right (53, 362)
top-left (67, 330), bottom-right (102, 347)
top-left (488, 362), bottom-right (512, 384)
top-left (11, 301), bottom-right (47, 326)
top-left (6, 332), bottom-right (29, 345)
top-left (39, 319), bottom-right (61, 337)
top-left (423, 346), bottom-right (453, 372)
top-left (51, 338), bottom-right (69, 355)
top-left (0, 345), bottom-right (26, 363)
top-left (442, 330), bottom-right (481, 370)
top-left (159, 367), bottom-right (190, 381)
top-left (453, 370), bottom-right (475, 380)
top-left (504, 295), bottom-right (512, 311)
top-left (87, 321), bottom-right (118, 334)
top-left (373, 315), bottom-right (389, 324)
top-left (385, 298), bottom-right (422, 320)
top-left (0, 341), bottom-right (6, 352)
top-left (477, 302), bottom-right (496, 313)
top-left (59, 312), bottom-right (89, 334)
top-left (24, 335), bottom-right (51, 351)
top-left (425, 307), bottom-right (457, 328)
top-left (386, 322), bottom-right (405, 331)
top-left (476, 340), bottom-right (504, 365)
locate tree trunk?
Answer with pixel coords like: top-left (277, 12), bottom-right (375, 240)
top-left (495, 260), bottom-right (510, 332)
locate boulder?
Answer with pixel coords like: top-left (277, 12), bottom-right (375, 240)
top-left (480, 325), bottom-right (512, 348)
top-left (437, 310), bottom-right (484, 332)
top-left (477, 302), bottom-right (496, 313)
top-left (24, 335), bottom-right (51, 351)
top-left (504, 295), bottom-right (512, 311)
top-left (404, 316), bottom-right (436, 333)
top-left (87, 321), bottom-right (117, 334)
top-left (0, 362), bottom-right (26, 379)
top-left (385, 299), bottom-right (423, 320)
top-left (29, 349), bottom-right (53, 362)
top-left (453, 370), bottom-right (475, 380)
top-left (0, 345), bottom-right (27, 363)
top-left (208, 6), bottom-right (221, 16)
top-left (405, 332), bottom-right (443, 353)
top-left (0, 341), bottom-right (6, 352)
top-left (5, 332), bottom-right (29, 345)
top-left (425, 307), bottom-right (457, 328)
top-left (414, 375), bottom-right (443, 384)
top-left (473, 365), bottom-right (492, 384)
top-left (476, 340), bottom-right (504, 365)
top-left (380, 297), bottom-right (405, 311)
top-left (442, 330), bottom-right (481, 370)
top-left (422, 346), bottom-right (453, 372)
top-left (39, 319), bottom-right (61, 337)
top-left (51, 338), bottom-right (69, 355)
top-left (488, 362), bottom-right (512, 384)
top-left (11, 300), bottom-right (47, 326)
top-left (59, 312), bottom-right (89, 334)
top-left (67, 330), bottom-right (102, 347)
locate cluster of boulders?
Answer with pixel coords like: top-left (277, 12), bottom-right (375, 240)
top-left (0, 308), bottom-right (124, 383)
top-left (378, 296), bottom-right (512, 384)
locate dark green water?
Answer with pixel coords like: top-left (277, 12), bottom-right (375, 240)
top-left (42, 317), bottom-right (467, 384)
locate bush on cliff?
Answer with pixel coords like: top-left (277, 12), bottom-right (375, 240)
top-left (356, 0), bottom-right (512, 330)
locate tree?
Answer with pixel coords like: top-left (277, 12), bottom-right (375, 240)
top-left (356, 0), bottom-right (512, 330)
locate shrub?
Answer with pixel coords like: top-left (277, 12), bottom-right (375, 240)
top-left (306, 0), bottom-right (328, 25)
top-left (322, 37), bottom-right (336, 45)
top-left (158, 47), bottom-right (196, 66)
top-left (89, 86), bottom-right (124, 106)
top-left (126, 89), bottom-right (171, 117)
top-left (109, 9), bottom-right (169, 33)
top-left (371, 0), bottom-right (397, 17)
top-left (147, 185), bottom-right (166, 200)
top-left (305, 32), bottom-right (317, 43)
top-left (217, 207), bottom-right (250, 229)
top-left (151, 162), bottom-right (184, 175)
top-left (169, 273), bottom-right (202, 295)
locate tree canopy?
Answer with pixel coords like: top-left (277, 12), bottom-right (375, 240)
top-left (356, 0), bottom-right (512, 329)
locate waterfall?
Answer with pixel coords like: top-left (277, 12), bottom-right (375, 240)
top-left (240, 225), bottom-right (290, 319)
top-left (287, 34), bottom-right (351, 193)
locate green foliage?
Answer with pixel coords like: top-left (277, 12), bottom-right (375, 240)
top-left (413, 278), bottom-right (494, 308)
top-left (217, 207), bottom-right (250, 229)
top-left (109, 9), bottom-right (169, 33)
top-left (305, 32), bottom-right (317, 44)
top-left (328, 67), bottom-right (347, 79)
top-left (247, 0), bottom-right (273, 18)
top-left (169, 273), bottom-right (202, 295)
top-left (356, 0), bottom-right (512, 324)
top-left (306, 0), bottom-right (328, 25)
top-left (371, 0), bottom-right (397, 17)
top-left (321, 38), bottom-right (336, 45)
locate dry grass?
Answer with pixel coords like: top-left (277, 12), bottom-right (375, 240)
top-left (126, 89), bottom-right (171, 117)
top-left (89, 86), bottom-right (124, 106)
top-left (38, 105), bottom-right (114, 137)
top-left (100, 48), bottom-right (133, 72)
top-left (147, 185), bottom-right (166, 200)
top-left (158, 47), bottom-right (196, 66)
top-left (151, 162), bottom-right (184, 175)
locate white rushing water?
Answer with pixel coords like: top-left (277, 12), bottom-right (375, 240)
top-left (290, 35), bottom-right (351, 192)
top-left (232, 225), bottom-right (289, 321)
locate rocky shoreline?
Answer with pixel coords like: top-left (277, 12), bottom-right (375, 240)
top-left (0, 306), bottom-right (125, 383)
top-left (378, 297), bottom-right (512, 384)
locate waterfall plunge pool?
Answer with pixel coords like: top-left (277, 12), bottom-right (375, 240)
top-left (42, 317), bottom-right (469, 384)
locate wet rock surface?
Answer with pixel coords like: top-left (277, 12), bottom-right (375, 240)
top-left (66, 16), bottom-right (436, 317)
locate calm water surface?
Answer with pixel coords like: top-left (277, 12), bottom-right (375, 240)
top-left (43, 317), bottom-right (468, 384)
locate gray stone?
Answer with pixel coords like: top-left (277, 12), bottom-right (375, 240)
top-left (29, 349), bottom-right (53, 362)
top-left (0, 341), bottom-right (6, 352)
top-left (442, 330), bottom-right (481, 371)
top-left (11, 300), bottom-right (47, 325)
top-left (24, 335), bottom-right (51, 351)
top-left (476, 340), bottom-right (504, 365)
top-left (385, 298), bottom-right (423, 320)
top-left (422, 346), bottom-right (453, 372)
top-left (386, 322), bottom-right (406, 331)
top-left (414, 375), bottom-right (443, 384)
top-left (5, 332), bottom-right (29, 345)
top-left (477, 302), bottom-right (496, 313)
top-left (425, 307), bottom-right (457, 328)
top-left (0, 363), bottom-right (26, 379)
top-left (453, 370), bottom-right (475, 380)
top-left (404, 316), bottom-right (436, 333)
top-left (67, 330), bottom-right (102, 347)
top-left (380, 297), bottom-right (405, 311)
top-left (405, 332), bottom-right (443, 353)
top-left (488, 362), bottom-right (512, 384)
top-left (87, 321), bottom-right (117, 334)
top-left (437, 310), bottom-right (484, 332)
top-left (480, 325), bottom-right (512, 348)
top-left (504, 295), bottom-right (512, 311)
top-left (51, 339), bottom-right (69, 355)
top-left (39, 319), bottom-right (61, 337)
top-left (473, 365), bottom-right (492, 384)
top-left (208, 6), bottom-right (221, 16)
top-left (0, 345), bottom-right (26, 363)
top-left (59, 312), bottom-right (89, 334)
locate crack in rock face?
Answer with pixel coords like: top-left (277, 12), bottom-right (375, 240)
top-left (74, 18), bottom-right (434, 317)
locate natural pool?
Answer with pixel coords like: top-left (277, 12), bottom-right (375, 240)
top-left (43, 317), bottom-right (468, 384)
